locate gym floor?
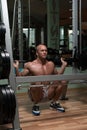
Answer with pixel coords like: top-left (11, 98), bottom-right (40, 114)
top-left (1, 86), bottom-right (87, 130)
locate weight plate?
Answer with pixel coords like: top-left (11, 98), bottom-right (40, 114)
top-left (9, 87), bottom-right (16, 121)
top-left (0, 85), bottom-right (16, 124)
top-left (0, 49), bottom-right (10, 79)
top-left (0, 86), bottom-right (8, 124)
top-left (3, 87), bottom-right (9, 123)
top-left (0, 51), bottom-right (5, 74)
top-left (4, 51), bottom-right (10, 77)
top-left (5, 87), bottom-right (12, 123)
top-left (0, 87), bottom-right (4, 124)
top-left (0, 84), bottom-right (16, 125)
top-left (8, 87), bottom-right (14, 122)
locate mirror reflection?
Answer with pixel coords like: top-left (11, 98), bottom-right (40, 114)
top-left (2, 0), bottom-right (87, 74)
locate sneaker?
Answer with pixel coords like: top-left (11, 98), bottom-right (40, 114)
top-left (60, 96), bottom-right (69, 100)
top-left (50, 102), bottom-right (65, 112)
top-left (32, 105), bottom-right (40, 116)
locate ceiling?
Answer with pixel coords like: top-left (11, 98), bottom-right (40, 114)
top-left (7, 0), bottom-right (87, 28)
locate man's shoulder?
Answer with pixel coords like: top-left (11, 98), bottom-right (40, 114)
top-left (24, 61), bottom-right (32, 68)
top-left (47, 60), bottom-right (54, 65)
top-left (25, 61), bottom-right (34, 65)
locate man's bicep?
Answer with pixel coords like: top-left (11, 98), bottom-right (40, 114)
top-left (24, 69), bottom-right (29, 75)
top-left (21, 68), bottom-right (29, 76)
top-left (22, 63), bottom-right (30, 76)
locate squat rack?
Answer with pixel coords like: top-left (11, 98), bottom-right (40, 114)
top-left (0, 0), bottom-right (21, 130)
top-left (0, 0), bottom-right (87, 130)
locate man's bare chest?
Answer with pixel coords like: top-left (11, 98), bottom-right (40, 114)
top-left (29, 64), bottom-right (54, 75)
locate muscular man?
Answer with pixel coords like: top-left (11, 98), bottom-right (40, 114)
top-left (13, 44), bottom-right (67, 116)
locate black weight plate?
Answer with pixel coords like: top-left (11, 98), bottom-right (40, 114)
top-left (1, 51), bottom-right (10, 79)
top-left (8, 88), bottom-right (14, 121)
top-left (0, 52), bottom-right (3, 73)
top-left (4, 51), bottom-right (10, 78)
top-left (0, 85), bottom-right (16, 124)
top-left (9, 87), bottom-right (16, 121)
top-left (0, 87), bottom-right (4, 124)
top-left (8, 87), bottom-right (14, 122)
top-left (5, 87), bottom-right (12, 123)
top-left (0, 50), bottom-right (10, 79)
top-left (7, 86), bottom-right (16, 123)
top-left (0, 86), bottom-right (9, 124)
top-left (3, 86), bottom-right (11, 124)
top-left (0, 51), bottom-right (5, 77)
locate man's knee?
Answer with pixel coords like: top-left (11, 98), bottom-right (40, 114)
top-left (61, 80), bottom-right (68, 86)
top-left (28, 87), bottom-right (43, 102)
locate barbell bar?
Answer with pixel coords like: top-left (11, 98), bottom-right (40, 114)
top-left (16, 74), bottom-right (87, 85)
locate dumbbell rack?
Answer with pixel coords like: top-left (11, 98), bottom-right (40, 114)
top-left (0, 0), bottom-right (22, 130)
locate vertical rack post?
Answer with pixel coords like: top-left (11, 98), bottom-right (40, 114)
top-left (0, 0), bottom-right (22, 129)
top-left (72, 0), bottom-right (79, 73)
top-left (12, 0), bottom-right (18, 50)
top-left (17, 0), bottom-right (23, 67)
top-left (79, 0), bottom-right (82, 54)
top-left (72, 0), bottom-right (78, 50)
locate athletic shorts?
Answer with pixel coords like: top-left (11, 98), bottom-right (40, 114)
top-left (42, 85), bottom-right (49, 98)
top-left (28, 85), bottom-right (50, 101)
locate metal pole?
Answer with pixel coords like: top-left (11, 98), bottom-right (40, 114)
top-left (72, 0), bottom-right (78, 49)
top-left (16, 74), bottom-right (87, 84)
top-left (72, 0), bottom-right (78, 73)
top-left (12, 0), bottom-right (17, 50)
top-left (0, 0), bottom-right (22, 129)
top-left (28, 0), bottom-right (31, 60)
top-left (0, 0), bottom-right (2, 22)
top-left (79, 0), bottom-right (82, 54)
top-left (18, 0), bottom-right (23, 67)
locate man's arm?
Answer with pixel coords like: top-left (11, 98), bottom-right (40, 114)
top-left (53, 57), bottom-right (67, 75)
top-left (13, 60), bottom-right (29, 76)
top-left (57, 58), bottom-right (67, 74)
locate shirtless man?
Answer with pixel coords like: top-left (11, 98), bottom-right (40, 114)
top-left (13, 44), bottom-right (67, 116)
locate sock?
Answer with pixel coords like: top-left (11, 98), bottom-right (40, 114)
top-left (34, 103), bottom-right (39, 106)
top-left (51, 101), bottom-right (59, 104)
top-left (55, 101), bottom-right (59, 104)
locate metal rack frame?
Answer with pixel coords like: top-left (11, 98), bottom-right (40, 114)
top-left (0, 0), bottom-right (22, 129)
top-left (0, 0), bottom-right (86, 130)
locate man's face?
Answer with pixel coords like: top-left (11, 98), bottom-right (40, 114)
top-left (36, 45), bottom-right (48, 59)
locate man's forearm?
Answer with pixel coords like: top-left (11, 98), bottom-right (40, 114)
top-left (58, 64), bottom-right (67, 74)
top-left (15, 68), bottom-right (21, 76)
